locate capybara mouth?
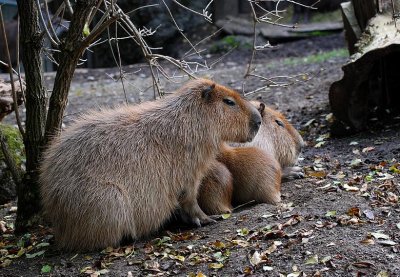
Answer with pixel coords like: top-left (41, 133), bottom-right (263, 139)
top-left (246, 129), bottom-right (259, 142)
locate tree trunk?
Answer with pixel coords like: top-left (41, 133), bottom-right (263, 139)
top-left (329, 0), bottom-right (400, 136)
top-left (15, 0), bottom-right (47, 232)
top-left (45, 0), bottom-right (98, 139)
top-left (15, 0), bottom-right (99, 232)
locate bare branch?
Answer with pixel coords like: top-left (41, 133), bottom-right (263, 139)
top-left (161, 0), bottom-right (201, 57)
top-left (171, 0), bottom-right (213, 23)
top-left (0, 7), bottom-right (25, 139)
top-left (64, 0), bottom-right (74, 15)
top-left (35, 0), bottom-right (59, 46)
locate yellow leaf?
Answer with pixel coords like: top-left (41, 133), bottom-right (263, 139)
top-left (208, 263), bottom-right (224, 269)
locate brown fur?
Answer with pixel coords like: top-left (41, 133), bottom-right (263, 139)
top-left (39, 78), bottom-right (261, 251)
top-left (218, 144), bottom-right (282, 206)
top-left (198, 101), bottom-right (305, 214)
top-left (197, 160), bottom-right (233, 215)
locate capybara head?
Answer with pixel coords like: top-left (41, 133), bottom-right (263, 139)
top-left (251, 101), bottom-right (305, 168)
top-left (179, 79), bottom-right (262, 143)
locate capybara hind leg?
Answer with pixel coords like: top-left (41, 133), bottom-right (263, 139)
top-left (50, 180), bottom-right (135, 251)
top-left (282, 166), bottom-right (304, 182)
top-left (198, 161), bottom-right (233, 215)
top-left (257, 189), bottom-right (281, 205)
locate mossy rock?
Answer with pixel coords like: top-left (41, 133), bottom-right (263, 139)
top-left (0, 123), bottom-right (24, 204)
top-left (0, 123), bottom-right (24, 166)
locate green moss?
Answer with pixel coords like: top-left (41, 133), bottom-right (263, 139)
top-left (0, 123), bottom-right (25, 167)
top-left (210, 35), bottom-right (252, 54)
top-left (281, 48), bottom-right (349, 67)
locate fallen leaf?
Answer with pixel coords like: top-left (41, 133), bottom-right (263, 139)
top-left (350, 158), bottom-right (362, 168)
top-left (377, 240), bottom-right (397, 246)
top-left (287, 272), bottom-right (301, 277)
top-left (349, 141), bottom-right (359, 145)
top-left (26, 250), bottom-right (45, 259)
top-left (347, 207), bottom-right (361, 217)
top-left (342, 183), bottom-right (359, 192)
top-left (208, 263), bottom-right (224, 269)
top-left (261, 212), bottom-right (276, 219)
top-left (308, 171), bottom-right (327, 178)
top-left (263, 266), bottom-right (274, 271)
top-left (370, 232), bottom-right (390, 240)
top-left (212, 240), bottom-right (226, 249)
top-left (352, 261), bottom-right (374, 268)
top-left (221, 214), bottom-right (231, 219)
top-left (360, 238), bottom-right (375, 245)
top-left (363, 210), bottom-right (375, 220)
top-left (325, 210), bottom-right (337, 217)
top-left (396, 223), bottom-right (400, 230)
top-left (376, 270), bottom-right (390, 277)
top-left (168, 254), bottom-right (185, 262)
top-left (242, 266), bottom-right (253, 275)
top-left (325, 113), bottom-right (334, 122)
top-left (321, 256), bottom-right (332, 264)
top-left (232, 240), bottom-right (249, 247)
top-left (264, 242), bottom-right (278, 255)
top-left (237, 228), bottom-right (249, 237)
top-left (41, 265), bottom-right (52, 273)
top-left (314, 141), bottom-right (325, 148)
top-left (0, 259), bottom-right (12, 268)
top-left (249, 251), bottom-right (262, 266)
top-left (304, 254), bottom-right (318, 265)
top-left (0, 221), bottom-right (6, 233)
top-left (362, 146), bottom-right (375, 153)
top-left (303, 119), bottom-right (315, 127)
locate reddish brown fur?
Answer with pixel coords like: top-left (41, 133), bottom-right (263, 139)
top-left (197, 160), bottom-right (233, 215)
top-left (218, 144), bottom-right (282, 206)
top-left (198, 101), bottom-right (305, 214)
top-left (39, 78), bottom-right (261, 251)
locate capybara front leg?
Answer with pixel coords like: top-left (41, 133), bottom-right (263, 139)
top-left (179, 188), bottom-right (216, 227)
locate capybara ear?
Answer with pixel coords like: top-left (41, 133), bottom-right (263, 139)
top-left (258, 102), bottom-right (266, 117)
top-left (201, 83), bottom-right (216, 101)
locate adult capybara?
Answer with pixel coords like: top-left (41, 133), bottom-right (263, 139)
top-left (39, 78), bottom-right (262, 251)
top-left (198, 101), bottom-right (305, 214)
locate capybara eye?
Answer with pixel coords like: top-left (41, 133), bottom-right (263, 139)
top-left (223, 98), bottom-right (236, 106)
top-left (275, 119), bottom-right (284, 127)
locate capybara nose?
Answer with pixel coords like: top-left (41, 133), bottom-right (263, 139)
top-left (250, 110), bottom-right (262, 133)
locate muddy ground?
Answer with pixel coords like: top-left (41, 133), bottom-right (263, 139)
top-left (1, 32), bottom-right (399, 277)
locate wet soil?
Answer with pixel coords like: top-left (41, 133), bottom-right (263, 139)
top-left (1, 32), bottom-right (399, 277)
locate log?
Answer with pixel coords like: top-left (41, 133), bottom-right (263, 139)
top-left (329, 9), bottom-right (400, 135)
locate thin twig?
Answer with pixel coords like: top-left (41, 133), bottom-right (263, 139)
top-left (171, 0), bottom-right (213, 22)
top-left (0, 7), bottom-right (25, 139)
top-left (232, 200), bottom-right (256, 211)
top-left (43, 0), bottom-right (61, 44)
top-left (35, 0), bottom-right (59, 46)
top-left (64, 0), bottom-right (74, 14)
top-left (161, 0), bottom-right (201, 58)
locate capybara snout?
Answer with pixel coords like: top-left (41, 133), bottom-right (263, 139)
top-left (248, 104), bottom-right (262, 142)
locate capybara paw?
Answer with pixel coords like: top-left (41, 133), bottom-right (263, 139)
top-left (199, 216), bottom-right (216, 226)
top-left (282, 166), bottom-right (304, 181)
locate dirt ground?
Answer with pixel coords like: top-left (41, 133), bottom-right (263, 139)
top-left (1, 32), bottom-right (399, 277)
